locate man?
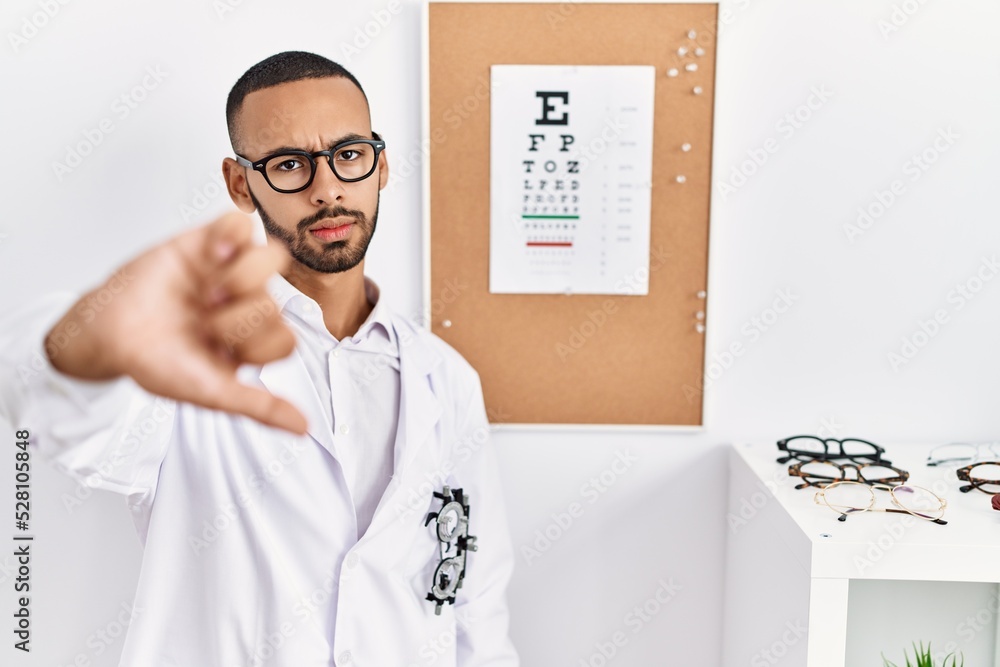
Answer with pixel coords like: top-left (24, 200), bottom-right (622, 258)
top-left (0, 51), bottom-right (519, 666)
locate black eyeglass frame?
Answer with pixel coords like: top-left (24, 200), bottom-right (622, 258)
top-left (776, 434), bottom-right (890, 465)
top-left (234, 131), bottom-right (386, 193)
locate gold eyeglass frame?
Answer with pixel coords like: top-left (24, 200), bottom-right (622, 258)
top-left (813, 481), bottom-right (948, 525)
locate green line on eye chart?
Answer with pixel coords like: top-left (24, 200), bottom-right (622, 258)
top-left (521, 215), bottom-right (580, 219)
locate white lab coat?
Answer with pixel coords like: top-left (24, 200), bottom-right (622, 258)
top-left (0, 290), bottom-right (520, 667)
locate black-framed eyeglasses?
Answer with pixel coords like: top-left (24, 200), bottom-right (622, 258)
top-left (776, 435), bottom-right (890, 465)
top-left (422, 485), bottom-right (477, 615)
top-left (234, 131), bottom-right (386, 193)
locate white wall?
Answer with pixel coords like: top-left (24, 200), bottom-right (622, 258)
top-left (1, 0), bottom-right (997, 666)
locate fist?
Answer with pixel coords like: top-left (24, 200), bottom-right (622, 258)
top-left (44, 212), bottom-right (308, 435)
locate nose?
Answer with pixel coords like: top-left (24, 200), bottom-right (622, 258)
top-left (309, 154), bottom-right (347, 205)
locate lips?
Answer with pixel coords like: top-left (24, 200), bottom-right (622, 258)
top-left (309, 219), bottom-right (355, 242)
top-left (309, 217), bottom-right (355, 232)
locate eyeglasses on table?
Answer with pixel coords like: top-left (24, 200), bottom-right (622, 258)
top-left (927, 442), bottom-right (1000, 467)
top-left (814, 481), bottom-right (947, 525)
top-left (776, 435), bottom-right (891, 465)
top-left (955, 462), bottom-right (1000, 495)
top-left (788, 459), bottom-right (909, 490)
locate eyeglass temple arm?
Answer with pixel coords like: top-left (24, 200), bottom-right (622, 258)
top-left (831, 507), bottom-right (867, 522)
top-left (958, 480), bottom-right (997, 494)
top-left (927, 455), bottom-right (970, 466)
top-left (881, 507), bottom-right (948, 525)
top-left (831, 507), bottom-right (947, 525)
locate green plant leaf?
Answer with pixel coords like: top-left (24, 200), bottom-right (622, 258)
top-left (883, 641), bottom-right (965, 667)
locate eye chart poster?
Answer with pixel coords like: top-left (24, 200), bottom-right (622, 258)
top-left (489, 65), bottom-right (655, 295)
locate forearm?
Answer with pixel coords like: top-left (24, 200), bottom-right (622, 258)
top-left (1, 292), bottom-right (170, 499)
top-left (42, 286), bottom-right (124, 381)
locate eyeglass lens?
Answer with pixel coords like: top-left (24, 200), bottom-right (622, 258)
top-left (963, 463), bottom-right (1000, 493)
top-left (891, 485), bottom-right (945, 520)
top-left (838, 438), bottom-right (882, 458)
top-left (431, 556), bottom-right (465, 598)
top-left (822, 481), bottom-right (873, 513)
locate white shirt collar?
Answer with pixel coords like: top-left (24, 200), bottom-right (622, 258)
top-left (266, 272), bottom-right (396, 352)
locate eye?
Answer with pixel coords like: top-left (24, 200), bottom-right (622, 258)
top-left (274, 158), bottom-right (305, 171)
top-left (337, 149), bottom-right (360, 162)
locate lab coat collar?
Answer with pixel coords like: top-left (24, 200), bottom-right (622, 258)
top-left (255, 276), bottom-right (444, 479)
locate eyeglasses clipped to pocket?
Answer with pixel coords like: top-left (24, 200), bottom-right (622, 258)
top-left (422, 485), bottom-right (478, 615)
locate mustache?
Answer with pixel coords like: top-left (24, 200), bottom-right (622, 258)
top-left (297, 206), bottom-right (364, 231)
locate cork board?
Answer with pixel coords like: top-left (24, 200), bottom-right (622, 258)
top-left (425, 2), bottom-right (717, 426)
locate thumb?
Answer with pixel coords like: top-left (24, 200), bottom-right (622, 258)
top-left (171, 211), bottom-right (257, 292)
top-left (204, 211), bottom-right (256, 266)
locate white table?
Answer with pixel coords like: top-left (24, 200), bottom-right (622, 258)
top-left (722, 441), bottom-right (1000, 666)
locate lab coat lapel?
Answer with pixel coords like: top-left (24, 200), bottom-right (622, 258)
top-left (393, 316), bottom-right (443, 477)
top-left (360, 315), bottom-right (444, 543)
top-left (257, 346), bottom-right (338, 459)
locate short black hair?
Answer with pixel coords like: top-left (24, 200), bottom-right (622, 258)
top-left (226, 51), bottom-right (368, 151)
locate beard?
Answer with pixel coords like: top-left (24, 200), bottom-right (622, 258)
top-left (250, 188), bottom-right (379, 274)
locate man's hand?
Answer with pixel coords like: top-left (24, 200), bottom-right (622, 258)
top-left (43, 212), bottom-right (308, 435)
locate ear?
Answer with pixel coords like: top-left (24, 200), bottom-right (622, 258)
top-left (222, 157), bottom-right (257, 214)
top-left (374, 132), bottom-right (389, 191)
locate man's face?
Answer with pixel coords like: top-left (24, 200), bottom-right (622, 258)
top-left (227, 76), bottom-right (388, 274)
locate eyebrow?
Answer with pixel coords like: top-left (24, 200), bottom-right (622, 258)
top-left (261, 133), bottom-right (372, 156)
